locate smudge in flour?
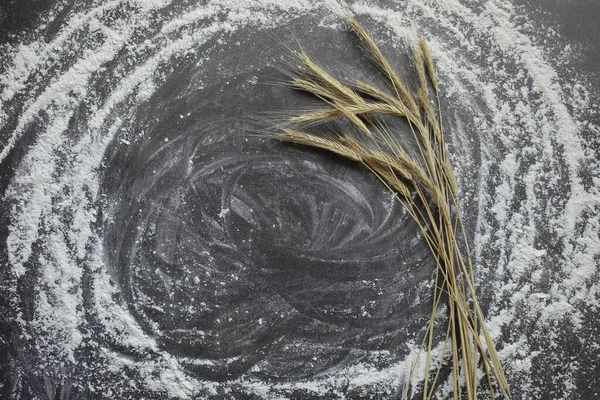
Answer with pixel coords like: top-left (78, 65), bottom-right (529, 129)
top-left (0, 0), bottom-right (598, 398)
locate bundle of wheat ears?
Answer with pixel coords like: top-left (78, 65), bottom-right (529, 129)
top-left (268, 17), bottom-right (511, 399)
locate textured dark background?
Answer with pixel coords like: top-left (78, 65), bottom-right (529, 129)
top-left (0, 1), bottom-right (598, 399)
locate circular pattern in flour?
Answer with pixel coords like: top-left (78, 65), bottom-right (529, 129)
top-left (1, 1), bottom-right (598, 398)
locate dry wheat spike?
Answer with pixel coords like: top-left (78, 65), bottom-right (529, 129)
top-left (269, 17), bottom-right (511, 400)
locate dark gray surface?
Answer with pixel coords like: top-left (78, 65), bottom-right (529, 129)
top-left (0, 1), bottom-right (598, 399)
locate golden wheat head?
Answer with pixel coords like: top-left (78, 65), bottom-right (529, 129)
top-left (268, 16), bottom-right (511, 400)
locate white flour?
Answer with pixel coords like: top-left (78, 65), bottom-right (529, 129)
top-left (1, 0), bottom-right (598, 398)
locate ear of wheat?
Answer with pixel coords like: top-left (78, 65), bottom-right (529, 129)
top-left (268, 17), bottom-right (511, 400)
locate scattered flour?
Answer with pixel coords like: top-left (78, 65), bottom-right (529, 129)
top-left (1, 0), bottom-right (598, 398)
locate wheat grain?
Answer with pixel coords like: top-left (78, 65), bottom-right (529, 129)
top-left (268, 17), bottom-right (511, 400)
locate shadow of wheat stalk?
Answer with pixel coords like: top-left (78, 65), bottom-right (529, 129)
top-left (266, 17), bottom-right (511, 400)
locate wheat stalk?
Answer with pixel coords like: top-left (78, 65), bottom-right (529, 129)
top-left (269, 17), bottom-right (511, 400)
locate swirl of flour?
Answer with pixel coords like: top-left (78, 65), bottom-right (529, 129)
top-left (1, 0), bottom-right (598, 399)
top-left (99, 57), bottom-right (430, 384)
